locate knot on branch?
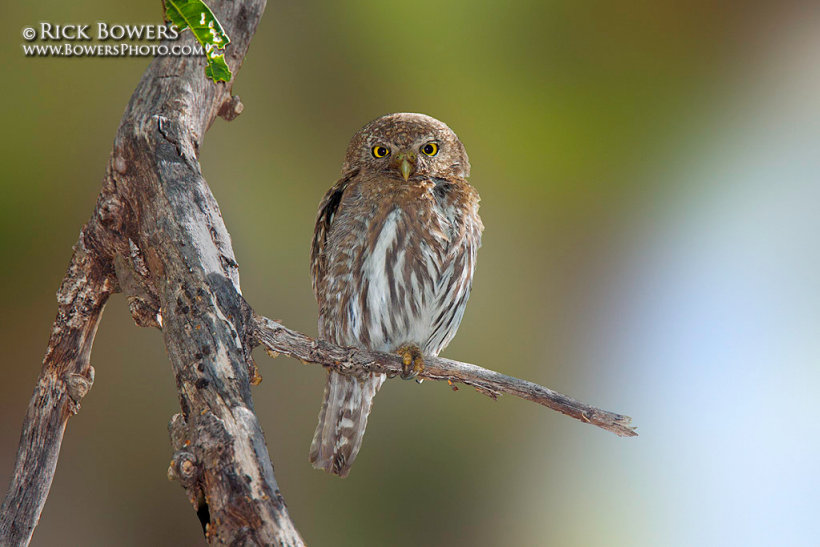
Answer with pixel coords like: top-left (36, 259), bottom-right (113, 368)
top-left (218, 95), bottom-right (244, 121)
top-left (63, 366), bottom-right (95, 414)
top-left (97, 195), bottom-right (127, 234)
top-left (168, 450), bottom-right (200, 488)
top-left (168, 411), bottom-right (237, 494)
top-left (112, 155), bottom-right (128, 175)
top-left (168, 413), bottom-right (207, 512)
top-left (167, 410), bottom-right (274, 542)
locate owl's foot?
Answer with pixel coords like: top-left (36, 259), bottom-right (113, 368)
top-left (396, 344), bottom-right (424, 380)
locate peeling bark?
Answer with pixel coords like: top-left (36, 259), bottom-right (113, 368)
top-left (0, 1), bottom-right (636, 544)
top-left (1, 1), bottom-right (304, 545)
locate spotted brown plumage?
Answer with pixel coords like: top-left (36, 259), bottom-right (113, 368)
top-left (309, 113), bottom-right (483, 477)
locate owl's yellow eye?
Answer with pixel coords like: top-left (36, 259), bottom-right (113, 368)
top-left (372, 145), bottom-right (390, 158)
top-left (421, 142), bottom-right (439, 156)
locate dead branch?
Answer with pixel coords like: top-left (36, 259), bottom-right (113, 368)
top-left (2, 1), bottom-right (303, 545)
top-left (0, 0), bottom-right (636, 544)
top-left (0, 231), bottom-right (117, 546)
top-left (253, 315), bottom-right (637, 438)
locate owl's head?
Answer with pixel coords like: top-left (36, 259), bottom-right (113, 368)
top-left (342, 113), bottom-right (470, 181)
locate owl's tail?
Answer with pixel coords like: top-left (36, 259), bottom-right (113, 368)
top-left (309, 370), bottom-right (385, 477)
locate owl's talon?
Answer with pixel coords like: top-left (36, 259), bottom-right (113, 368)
top-left (397, 345), bottom-right (424, 380)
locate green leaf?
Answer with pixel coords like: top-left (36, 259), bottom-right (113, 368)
top-left (165, 0), bottom-right (232, 83)
top-left (203, 52), bottom-right (231, 82)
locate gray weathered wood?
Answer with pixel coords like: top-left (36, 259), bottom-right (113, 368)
top-left (1, 1), bottom-right (636, 544)
top-left (254, 315), bottom-right (637, 438)
top-left (0, 230), bottom-right (117, 546)
top-left (1, 1), bottom-right (304, 545)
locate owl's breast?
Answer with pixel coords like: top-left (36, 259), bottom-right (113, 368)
top-left (319, 183), bottom-right (453, 352)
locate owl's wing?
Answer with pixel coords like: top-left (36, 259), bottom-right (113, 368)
top-left (425, 182), bottom-right (484, 355)
top-left (310, 170), bottom-right (357, 300)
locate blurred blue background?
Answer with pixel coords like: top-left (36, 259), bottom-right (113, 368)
top-left (2, 1), bottom-right (819, 545)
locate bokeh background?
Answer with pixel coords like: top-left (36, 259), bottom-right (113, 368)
top-left (2, 1), bottom-right (819, 545)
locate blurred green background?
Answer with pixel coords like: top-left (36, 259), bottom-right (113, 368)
top-left (3, 1), bottom-right (819, 545)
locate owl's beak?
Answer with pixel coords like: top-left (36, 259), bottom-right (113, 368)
top-left (394, 151), bottom-right (416, 181)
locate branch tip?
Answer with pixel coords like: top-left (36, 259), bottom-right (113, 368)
top-left (252, 314), bottom-right (637, 438)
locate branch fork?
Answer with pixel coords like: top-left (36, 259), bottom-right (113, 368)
top-left (0, 1), bottom-right (635, 544)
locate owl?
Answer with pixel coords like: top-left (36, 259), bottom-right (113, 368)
top-left (309, 113), bottom-right (483, 477)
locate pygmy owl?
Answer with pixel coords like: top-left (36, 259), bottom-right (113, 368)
top-left (309, 113), bottom-right (483, 477)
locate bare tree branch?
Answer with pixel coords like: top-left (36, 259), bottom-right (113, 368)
top-left (2, 1), bottom-right (305, 545)
top-left (0, 230), bottom-right (117, 546)
top-left (1, 1), bottom-right (636, 544)
top-left (253, 315), bottom-right (637, 438)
